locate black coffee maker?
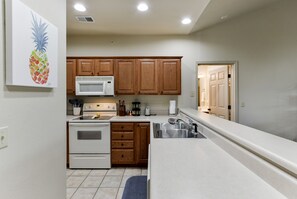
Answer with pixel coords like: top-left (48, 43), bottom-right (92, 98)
top-left (131, 101), bottom-right (141, 116)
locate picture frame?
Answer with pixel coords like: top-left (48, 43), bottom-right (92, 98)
top-left (5, 0), bottom-right (58, 88)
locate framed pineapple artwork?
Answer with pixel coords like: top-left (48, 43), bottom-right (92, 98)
top-left (5, 0), bottom-right (58, 88)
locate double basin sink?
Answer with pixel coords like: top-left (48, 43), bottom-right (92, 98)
top-left (153, 122), bottom-right (206, 139)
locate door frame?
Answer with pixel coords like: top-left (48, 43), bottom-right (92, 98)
top-left (196, 61), bottom-right (239, 122)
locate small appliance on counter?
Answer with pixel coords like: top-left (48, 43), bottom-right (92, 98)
top-left (144, 105), bottom-right (151, 116)
top-left (169, 100), bottom-right (177, 115)
top-left (132, 101), bottom-right (141, 116)
top-left (119, 100), bottom-right (126, 116)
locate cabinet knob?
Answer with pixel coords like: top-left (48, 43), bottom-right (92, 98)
top-left (121, 126), bottom-right (124, 129)
top-left (121, 155), bottom-right (124, 158)
top-left (121, 143), bottom-right (124, 146)
top-left (121, 135), bottom-right (124, 138)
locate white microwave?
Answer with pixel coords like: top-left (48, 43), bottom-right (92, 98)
top-left (75, 76), bottom-right (114, 96)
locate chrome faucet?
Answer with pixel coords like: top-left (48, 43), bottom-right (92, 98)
top-left (168, 117), bottom-right (200, 137)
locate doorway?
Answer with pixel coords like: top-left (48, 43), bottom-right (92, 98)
top-left (196, 62), bottom-right (238, 122)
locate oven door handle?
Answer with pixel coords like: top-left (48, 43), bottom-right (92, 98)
top-left (69, 123), bottom-right (110, 127)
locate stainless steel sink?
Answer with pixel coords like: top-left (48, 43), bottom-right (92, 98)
top-left (153, 123), bottom-right (206, 139)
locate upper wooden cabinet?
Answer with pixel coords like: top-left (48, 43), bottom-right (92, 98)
top-left (136, 59), bottom-right (159, 94)
top-left (77, 59), bottom-right (94, 76)
top-left (77, 59), bottom-right (114, 76)
top-left (159, 59), bottom-right (181, 95)
top-left (94, 59), bottom-right (114, 76)
top-left (115, 59), bottom-right (136, 95)
top-left (66, 59), bottom-right (76, 95)
top-left (67, 56), bottom-right (182, 95)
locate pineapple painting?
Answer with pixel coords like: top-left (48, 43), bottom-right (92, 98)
top-left (29, 13), bottom-right (50, 85)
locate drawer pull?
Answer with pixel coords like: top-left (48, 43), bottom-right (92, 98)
top-left (121, 143), bottom-right (124, 146)
top-left (121, 155), bottom-right (124, 158)
top-left (121, 135), bottom-right (124, 138)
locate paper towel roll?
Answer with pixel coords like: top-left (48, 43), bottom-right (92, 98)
top-left (169, 100), bottom-right (176, 115)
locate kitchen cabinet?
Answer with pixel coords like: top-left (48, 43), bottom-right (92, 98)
top-left (67, 56), bottom-right (182, 95)
top-left (77, 59), bottom-right (114, 76)
top-left (94, 59), bottom-right (114, 76)
top-left (159, 59), bottom-right (181, 95)
top-left (111, 123), bottom-right (136, 164)
top-left (136, 59), bottom-right (159, 94)
top-left (135, 123), bottom-right (150, 165)
top-left (111, 122), bottom-right (150, 166)
top-left (114, 59), bottom-right (136, 94)
top-left (66, 59), bottom-right (76, 95)
top-left (77, 59), bottom-right (95, 76)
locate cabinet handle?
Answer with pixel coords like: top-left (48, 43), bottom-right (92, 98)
top-left (121, 126), bottom-right (124, 129)
top-left (121, 155), bottom-right (124, 158)
top-left (121, 135), bottom-right (124, 138)
top-left (121, 143), bottom-right (124, 146)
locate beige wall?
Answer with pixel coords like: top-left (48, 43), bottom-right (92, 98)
top-left (67, 0), bottom-right (297, 141)
top-left (192, 0), bottom-right (297, 141)
top-left (0, 0), bottom-right (67, 198)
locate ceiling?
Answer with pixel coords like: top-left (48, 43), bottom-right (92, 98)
top-left (67, 0), bottom-right (280, 36)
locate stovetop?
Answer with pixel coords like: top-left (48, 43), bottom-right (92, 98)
top-left (73, 115), bottom-right (113, 121)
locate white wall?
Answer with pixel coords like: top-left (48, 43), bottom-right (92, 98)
top-left (0, 0), bottom-right (66, 199)
top-left (192, 0), bottom-right (297, 141)
top-left (67, 0), bottom-right (297, 141)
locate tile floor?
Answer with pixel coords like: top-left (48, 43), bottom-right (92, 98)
top-left (66, 167), bottom-right (147, 199)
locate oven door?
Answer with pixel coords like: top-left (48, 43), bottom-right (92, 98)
top-left (69, 123), bottom-right (110, 153)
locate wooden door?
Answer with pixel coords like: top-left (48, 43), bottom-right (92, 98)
top-left (77, 59), bottom-right (94, 76)
top-left (136, 59), bottom-right (158, 94)
top-left (159, 59), bottom-right (181, 95)
top-left (66, 59), bottom-right (76, 95)
top-left (115, 59), bottom-right (136, 94)
top-left (94, 59), bottom-right (114, 76)
top-left (135, 123), bottom-right (150, 165)
top-left (209, 66), bottom-right (229, 119)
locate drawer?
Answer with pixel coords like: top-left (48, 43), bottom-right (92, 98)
top-left (112, 141), bottom-right (134, 149)
top-left (112, 132), bottom-right (134, 140)
top-left (112, 123), bottom-right (134, 131)
top-left (112, 149), bottom-right (134, 163)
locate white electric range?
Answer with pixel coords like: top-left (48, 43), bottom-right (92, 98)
top-left (69, 103), bottom-right (116, 169)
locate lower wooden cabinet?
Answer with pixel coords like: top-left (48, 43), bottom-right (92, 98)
top-left (111, 122), bottom-right (150, 166)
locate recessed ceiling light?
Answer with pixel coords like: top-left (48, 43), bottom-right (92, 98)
top-left (137, 3), bottom-right (149, 12)
top-left (220, 15), bottom-right (228, 20)
top-left (181, 18), bottom-right (192, 25)
top-left (74, 3), bottom-right (86, 12)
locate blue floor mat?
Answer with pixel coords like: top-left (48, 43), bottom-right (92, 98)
top-left (122, 176), bottom-right (147, 199)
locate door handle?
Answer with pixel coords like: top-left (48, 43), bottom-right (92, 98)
top-left (208, 108), bottom-right (211, 111)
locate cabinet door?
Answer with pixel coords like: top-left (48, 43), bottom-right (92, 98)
top-left (77, 59), bottom-right (95, 76)
top-left (135, 123), bottom-right (150, 165)
top-left (94, 59), bottom-right (114, 76)
top-left (66, 59), bottom-right (76, 95)
top-left (115, 59), bottom-right (136, 94)
top-left (136, 59), bottom-right (159, 94)
top-left (159, 59), bottom-right (181, 95)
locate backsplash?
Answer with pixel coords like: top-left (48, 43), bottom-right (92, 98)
top-left (67, 95), bottom-right (178, 116)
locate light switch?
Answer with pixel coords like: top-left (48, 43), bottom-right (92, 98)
top-left (240, 102), bottom-right (245, 107)
top-left (0, 126), bottom-right (8, 149)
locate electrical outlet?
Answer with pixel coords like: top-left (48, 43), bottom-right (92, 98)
top-left (190, 91), bottom-right (195, 97)
top-left (0, 126), bottom-right (8, 149)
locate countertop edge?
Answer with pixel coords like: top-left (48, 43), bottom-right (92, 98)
top-left (180, 108), bottom-right (297, 177)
